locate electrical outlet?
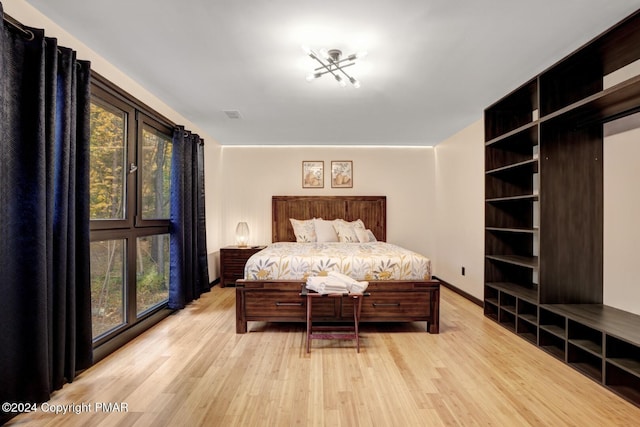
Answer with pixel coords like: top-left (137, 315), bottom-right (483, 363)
top-left (461, 266), bottom-right (465, 276)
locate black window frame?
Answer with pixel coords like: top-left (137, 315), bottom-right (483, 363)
top-left (89, 72), bottom-right (176, 359)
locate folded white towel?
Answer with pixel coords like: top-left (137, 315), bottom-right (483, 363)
top-left (306, 273), bottom-right (368, 294)
top-left (348, 280), bottom-right (369, 293)
top-left (306, 275), bottom-right (345, 294)
top-left (327, 271), bottom-right (358, 285)
top-left (328, 271), bottom-right (368, 292)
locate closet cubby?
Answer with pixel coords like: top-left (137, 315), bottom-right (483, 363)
top-left (484, 298), bottom-right (498, 322)
top-left (568, 343), bottom-right (603, 381)
top-left (606, 364), bottom-right (640, 405)
top-left (538, 308), bottom-right (565, 338)
top-left (517, 299), bottom-right (537, 324)
top-left (485, 124), bottom-right (538, 171)
top-left (537, 307), bottom-right (566, 360)
top-left (485, 78), bottom-right (538, 141)
top-left (484, 262), bottom-right (537, 302)
top-left (499, 292), bottom-right (517, 332)
top-left (516, 316), bottom-right (537, 344)
top-left (499, 309), bottom-right (516, 332)
top-left (606, 335), bottom-right (640, 404)
top-left (539, 329), bottom-right (565, 361)
top-left (485, 159), bottom-right (537, 200)
top-left (518, 298), bottom-right (537, 318)
top-left (484, 9), bottom-right (640, 406)
top-left (539, 10), bottom-right (640, 117)
top-left (567, 320), bottom-right (604, 381)
top-left (568, 320), bottom-right (603, 356)
top-left (485, 197), bottom-right (536, 230)
top-left (606, 336), bottom-right (640, 378)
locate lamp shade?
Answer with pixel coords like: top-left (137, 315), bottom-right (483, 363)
top-left (235, 222), bottom-right (250, 247)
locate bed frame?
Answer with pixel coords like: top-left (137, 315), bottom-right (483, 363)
top-left (235, 196), bottom-right (440, 334)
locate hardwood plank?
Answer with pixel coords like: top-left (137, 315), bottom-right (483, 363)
top-left (6, 287), bottom-right (640, 426)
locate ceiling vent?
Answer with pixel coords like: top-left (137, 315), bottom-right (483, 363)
top-left (224, 110), bottom-right (242, 119)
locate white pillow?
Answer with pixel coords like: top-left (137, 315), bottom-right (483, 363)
top-left (290, 218), bottom-right (316, 242)
top-left (314, 218), bottom-right (339, 242)
top-left (334, 219), bottom-right (366, 243)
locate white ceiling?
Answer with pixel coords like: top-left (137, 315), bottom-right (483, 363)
top-left (23, 0), bottom-right (640, 146)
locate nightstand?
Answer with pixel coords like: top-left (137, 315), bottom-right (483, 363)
top-left (219, 245), bottom-right (266, 287)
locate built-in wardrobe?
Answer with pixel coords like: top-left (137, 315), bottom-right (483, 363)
top-left (484, 9), bottom-right (640, 406)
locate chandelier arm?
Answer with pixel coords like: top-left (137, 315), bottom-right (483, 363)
top-left (310, 55), bottom-right (342, 79)
top-left (334, 57), bottom-right (357, 67)
top-left (314, 62), bottom-right (355, 73)
top-left (313, 69), bottom-right (335, 77)
top-left (336, 65), bottom-right (355, 80)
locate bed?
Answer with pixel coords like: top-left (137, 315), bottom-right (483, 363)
top-left (235, 195), bottom-right (440, 334)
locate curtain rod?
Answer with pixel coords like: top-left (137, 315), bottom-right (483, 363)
top-left (3, 12), bottom-right (35, 40)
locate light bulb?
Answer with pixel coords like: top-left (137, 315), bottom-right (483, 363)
top-left (349, 77), bottom-right (361, 88)
top-left (302, 45), bottom-right (317, 59)
top-left (335, 75), bottom-right (346, 87)
top-left (306, 72), bottom-right (321, 82)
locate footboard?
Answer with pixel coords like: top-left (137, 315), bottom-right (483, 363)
top-left (236, 279), bottom-right (440, 334)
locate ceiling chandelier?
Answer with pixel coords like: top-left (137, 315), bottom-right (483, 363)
top-left (302, 46), bottom-right (366, 88)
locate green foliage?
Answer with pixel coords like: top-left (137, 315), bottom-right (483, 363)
top-left (89, 103), bottom-right (125, 219)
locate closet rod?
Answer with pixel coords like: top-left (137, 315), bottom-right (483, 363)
top-left (3, 13), bottom-right (34, 40)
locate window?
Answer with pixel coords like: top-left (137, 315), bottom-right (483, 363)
top-left (136, 233), bottom-right (170, 316)
top-left (89, 99), bottom-right (127, 221)
top-left (90, 239), bottom-right (125, 338)
top-left (89, 77), bottom-right (174, 350)
top-left (140, 124), bottom-right (172, 220)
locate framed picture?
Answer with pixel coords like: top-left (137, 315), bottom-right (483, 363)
top-left (331, 161), bottom-right (353, 188)
top-left (302, 161), bottom-right (324, 188)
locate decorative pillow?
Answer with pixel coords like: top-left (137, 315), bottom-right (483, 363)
top-left (334, 219), bottom-right (366, 243)
top-left (367, 229), bottom-right (377, 242)
top-left (354, 228), bottom-right (370, 243)
top-left (355, 227), bottom-right (371, 243)
top-left (313, 218), bottom-right (339, 242)
top-left (290, 218), bottom-right (316, 242)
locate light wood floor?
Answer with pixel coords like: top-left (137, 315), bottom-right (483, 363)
top-left (7, 286), bottom-right (640, 426)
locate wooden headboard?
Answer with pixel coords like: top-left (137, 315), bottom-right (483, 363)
top-left (272, 195), bottom-right (387, 242)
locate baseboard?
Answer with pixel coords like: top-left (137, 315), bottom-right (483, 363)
top-left (433, 276), bottom-right (483, 307)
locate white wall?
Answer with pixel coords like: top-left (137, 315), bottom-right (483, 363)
top-left (603, 116), bottom-right (640, 315)
top-left (219, 146), bottom-right (436, 258)
top-left (434, 119), bottom-right (485, 299)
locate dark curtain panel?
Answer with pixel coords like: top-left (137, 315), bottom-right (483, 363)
top-left (0, 6), bottom-right (92, 423)
top-left (169, 128), bottom-right (209, 309)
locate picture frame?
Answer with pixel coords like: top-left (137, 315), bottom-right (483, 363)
top-left (331, 161), bottom-right (353, 188)
top-left (302, 161), bottom-right (324, 188)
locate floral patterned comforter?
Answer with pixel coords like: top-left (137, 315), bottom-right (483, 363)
top-left (244, 242), bottom-right (431, 281)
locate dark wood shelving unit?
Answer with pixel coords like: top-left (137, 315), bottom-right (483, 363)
top-left (483, 8), bottom-right (640, 407)
top-left (486, 194), bottom-right (538, 203)
top-left (485, 255), bottom-right (538, 269)
top-left (486, 282), bottom-right (537, 303)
